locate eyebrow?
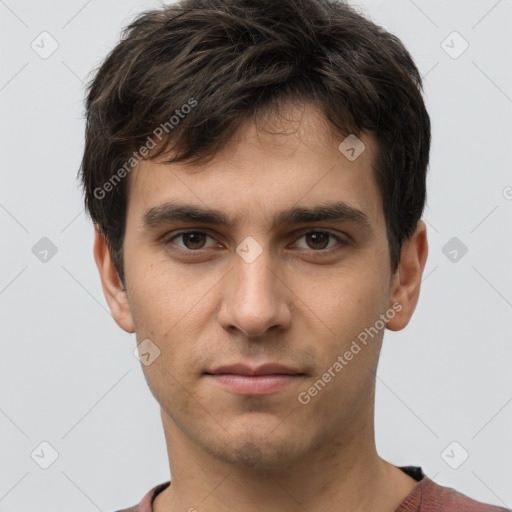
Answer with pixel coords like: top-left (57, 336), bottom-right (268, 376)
top-left (141, 200), bottom-right (372, 232)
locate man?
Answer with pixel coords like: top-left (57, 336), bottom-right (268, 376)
top-left (79, 0), bottom-right (510, 510)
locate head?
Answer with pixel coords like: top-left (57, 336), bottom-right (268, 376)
top-left (81, 0), bottom-right (429, 470)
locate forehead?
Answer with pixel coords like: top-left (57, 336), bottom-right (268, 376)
top-left (127, 103), bottom-right (384, 232)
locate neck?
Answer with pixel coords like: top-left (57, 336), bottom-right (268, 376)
top-left (153, 407), bottom-right (417, 512)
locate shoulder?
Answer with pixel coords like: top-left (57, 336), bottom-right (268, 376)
top-left (111, 481), bottom-right (171, 512)
top-left (418, 477), bottom-right (510, 512)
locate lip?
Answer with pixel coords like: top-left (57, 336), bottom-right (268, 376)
top-left (204, 363), bottom-right (306, 396)
top-left (206, 363), bottom-right (304, 376)
top-left (206, 374), bottom-right (305, 395)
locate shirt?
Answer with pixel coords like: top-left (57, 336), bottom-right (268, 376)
top-left (114, 466), bottom-right (511, 511)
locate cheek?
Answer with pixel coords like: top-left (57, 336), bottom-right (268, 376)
top-left (295, 274), bottom-right (386, 417)
top-left (127, 250), bottom-right (205, 333)
top-left (291, 270), bottom-right (389, 409)
top-left (128, 273), bottom-right (207, 415)
top-left (303, 261), bottom-right (389, 341)
top-left (127, 258), bottom-right (220, 380)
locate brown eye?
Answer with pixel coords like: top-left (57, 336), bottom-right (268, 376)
top-left (294, 231), bottom-right (346, 252)
top-left (181, 232), bottom-right (207, 250)
top-left (305, 232), bottom-right (330, 250)
top-left (166, 231), bottom-right (215, 251)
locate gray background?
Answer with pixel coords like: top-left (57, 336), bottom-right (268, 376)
top-left (1, 0), bottom-right (511, 510)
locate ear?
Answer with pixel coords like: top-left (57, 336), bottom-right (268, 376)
top-left (93, 226), bottom-right (135, 333)
top-left (386, 220), bottom-right (428, 331)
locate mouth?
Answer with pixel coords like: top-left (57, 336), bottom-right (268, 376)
top-left (204, 363), bottom-right (306, 396)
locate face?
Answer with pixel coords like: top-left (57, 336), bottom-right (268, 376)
top-left (97, 102), bottom-right (424, 471)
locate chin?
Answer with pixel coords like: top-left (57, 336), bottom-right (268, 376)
top-left (200, 420), bottom-right (315, 470)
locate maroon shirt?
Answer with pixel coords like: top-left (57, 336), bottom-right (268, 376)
top-left (115, 466), bottom-right (510, 512)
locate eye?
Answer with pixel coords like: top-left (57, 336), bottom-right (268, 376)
top-left (163, 229), bottom-right (349, 255)
top-left (293, 230), bottom-right (348, 252)
top-left (165, 231), bottom-right (217, 251)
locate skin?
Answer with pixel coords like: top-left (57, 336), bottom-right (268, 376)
top-left (94, 102), bottom-right (428, 512)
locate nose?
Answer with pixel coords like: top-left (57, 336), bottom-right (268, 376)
top-left (217, 246), bottom-right (292, 338)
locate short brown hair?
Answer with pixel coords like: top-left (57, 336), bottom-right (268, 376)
top-left (79, 0), bottom-right (431, 286)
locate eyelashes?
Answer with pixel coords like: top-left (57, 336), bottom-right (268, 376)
top-left (163, 229), bottom-right (350, 256)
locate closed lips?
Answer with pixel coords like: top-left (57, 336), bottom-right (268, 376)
top-left (205, 363), bottom-right (306, 376)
